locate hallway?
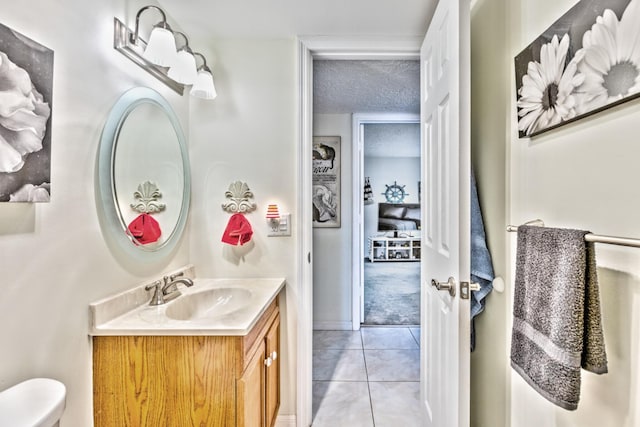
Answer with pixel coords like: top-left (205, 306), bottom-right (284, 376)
top-left (312, 327), bottom-right (422, 426)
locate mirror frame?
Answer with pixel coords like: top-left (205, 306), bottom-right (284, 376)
top-left (96, 87), bottom-right (191, 262)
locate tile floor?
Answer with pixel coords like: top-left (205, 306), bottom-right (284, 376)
top-left (312, 327), bottom-right (422, 427)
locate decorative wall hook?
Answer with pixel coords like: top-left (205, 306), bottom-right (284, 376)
top-left (222, 181), bottom-right (257, 214)
top-left (131, 181), bottom-right (166, 214)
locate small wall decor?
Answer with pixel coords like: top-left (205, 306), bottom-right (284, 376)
top-left (222, 181), bottom-right (257, 214)
top-left (364, 177), bottom-right (374, 205)
top-left (221, 181), bottom-right (255, 247)
top-left (383, 181), bottom-right (408, 203)
top-left (130, 181), bottom-right (166, 214)
top-left (127, 182), bottom-right (165, 246)
top-left (312, 136), bottom-right (340, 228)
top-left (0, 22), bottom-right (54, 202)
top-left (515, 0), bottom-right (639, 138)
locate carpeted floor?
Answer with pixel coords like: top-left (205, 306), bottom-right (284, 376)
top-left (364, 261), bottom-right (420, 325)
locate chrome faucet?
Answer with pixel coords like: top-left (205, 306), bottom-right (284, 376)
top-left (145, 272), bottom-right (194, 306)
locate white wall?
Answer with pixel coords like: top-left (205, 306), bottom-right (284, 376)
top-left (187, 38), bottom-right (298, 416)
top-left (312, 113), bottom-right (353, 329)
top-left (509, 0), bottom-right (640, 425)
top-left (469, 0), bottom-right (510, 425)
top-left (0, 1), bottom-right (191, 425)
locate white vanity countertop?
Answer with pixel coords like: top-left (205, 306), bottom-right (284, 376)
top-left (89, 277), bottom-right (285, 336)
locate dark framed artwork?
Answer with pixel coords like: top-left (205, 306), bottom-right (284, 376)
top-left (312, 136), bottom-right (340, 228)
top-left (514, 0), bottom-right (638, 138)
top-left (0, 22), bottom-right (54, 201)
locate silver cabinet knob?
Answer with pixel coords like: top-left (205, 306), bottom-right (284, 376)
top-left (264, 357), bottom-right (273, 367)
top-left (270, 351), bottom-right (278, 361)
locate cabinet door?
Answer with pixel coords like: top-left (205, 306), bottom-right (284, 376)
top-left (237, 340), bottom-right (266, 427)
top-left (265, 316), bottom-right (280, 427)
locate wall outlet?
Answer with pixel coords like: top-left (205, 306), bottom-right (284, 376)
top-left (268, 213), bottom-right (291, 237)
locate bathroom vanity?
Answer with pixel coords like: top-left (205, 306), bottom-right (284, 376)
top-left (90, 275), bottom-right (284, 427)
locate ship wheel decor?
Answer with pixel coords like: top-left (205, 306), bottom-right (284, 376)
top-left (382, 181), bottom-right (408, 203)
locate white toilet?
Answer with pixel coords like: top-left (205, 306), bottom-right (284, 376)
top-left (0, 378), bottom-right (66, 427)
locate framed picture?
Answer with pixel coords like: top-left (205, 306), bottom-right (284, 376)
top-left (312, 136), bottom-right (340, 228)
top-left (0, 22), bottom-right (54, 202)
top-left (514, 0), bottom-right (638, 138)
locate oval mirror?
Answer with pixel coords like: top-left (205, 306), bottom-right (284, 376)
top-left (96, 87), bottom-right (190, 262)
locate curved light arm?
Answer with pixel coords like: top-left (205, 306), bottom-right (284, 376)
top-left (193, 52), bottom-right (212, 73)
top-left (174, 32), bottom-right (194, 54)
top-left (132, 5), bottom-right (171, 44)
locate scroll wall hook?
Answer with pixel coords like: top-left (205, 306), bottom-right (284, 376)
top-left (222, 181), bottom-right (257, 214)
top-left (131, 181), bottom-right (166, 214)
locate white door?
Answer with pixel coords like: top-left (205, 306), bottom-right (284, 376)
top-left (420, 0), bottom-right (470, 425)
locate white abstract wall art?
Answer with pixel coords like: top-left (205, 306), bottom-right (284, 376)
top-left (0, 22), bottom-right (54, 202)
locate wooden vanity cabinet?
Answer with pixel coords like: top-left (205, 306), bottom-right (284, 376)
top-left (237, 312), bottom-right (280, 427)
top-left (93, 296), bottom-right (281, 427)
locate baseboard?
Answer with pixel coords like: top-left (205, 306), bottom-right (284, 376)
top-left (275, 414), bottom-right (296, 426)
top-left (313, 321), bottom-right (352, 330)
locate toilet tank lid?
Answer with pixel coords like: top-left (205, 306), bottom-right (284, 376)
top-left (0, 378), bottom-right (66, 427)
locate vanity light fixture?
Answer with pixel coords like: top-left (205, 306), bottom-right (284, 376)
top-left (167, 32), bottom-right (197, 85)
top-left (132, 6), bottom-right (177, 67)
top-left (190, 53), bottom-right (218, 100)
top-left (113, 5), bottom-right (217, 99)
top-left (266, 204), bottom-right (281, 231)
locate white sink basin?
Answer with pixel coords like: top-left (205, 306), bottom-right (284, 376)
top-left (90, 277), bottom-right (285, 336)
top-left (165, 287), bottom-right (253, 321)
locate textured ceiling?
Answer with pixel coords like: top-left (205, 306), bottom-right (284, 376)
top-left (313, 60), bottom-right (420, 114)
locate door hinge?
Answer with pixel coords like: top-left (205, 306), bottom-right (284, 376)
top-left (460, 281), bottom-right (481, 300)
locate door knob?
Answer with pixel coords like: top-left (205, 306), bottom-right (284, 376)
top-left (431, 277), bottom-right (456, 297)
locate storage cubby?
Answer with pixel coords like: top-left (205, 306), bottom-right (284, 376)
top-left (368, 236), bottom-right (421, 262)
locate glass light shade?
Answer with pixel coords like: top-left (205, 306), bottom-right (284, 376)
top-left (142, 26), bottom-right (177, 67)
top-left (168, 50), bottom-right (198, 84)
top-left (190, 70), bottom-right (217, 100)
top-left (266, 204), bottom-right (280, 219)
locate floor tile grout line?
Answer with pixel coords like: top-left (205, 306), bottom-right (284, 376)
top-left (361, 328), bottom-right (377, 427)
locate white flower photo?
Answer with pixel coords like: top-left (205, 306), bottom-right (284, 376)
top-left (574, 1), bottom-right (640, 113)
top-left (516, 35), bottom-right (584, 135)
top-left (514, 0), bottom-right (637, 138)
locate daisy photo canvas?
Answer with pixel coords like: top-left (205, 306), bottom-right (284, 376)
top-left (514, 0), bottom-right (640, 138)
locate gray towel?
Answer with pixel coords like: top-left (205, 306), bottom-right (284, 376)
top-left (510, 225), bottom-right (607, 411)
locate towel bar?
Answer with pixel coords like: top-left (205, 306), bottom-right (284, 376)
top-left (506, 221), bottom-right (640, 248)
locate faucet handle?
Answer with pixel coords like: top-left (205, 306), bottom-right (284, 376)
top-left (145, 280), bottom-right (165, 306)
top-left (169, 271), bottom-right (185, 281)
top-left (145, 280), bottom-right (163, 291)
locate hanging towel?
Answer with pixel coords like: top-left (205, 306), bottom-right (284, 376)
top-left (510, 225), bottom-right (607, 411)
top-left (127, 213), bottom-right (161, 244)
top-left (470, 171), bottom-right (494, 351)
top-left (222, 213), bottom-right (253, 246)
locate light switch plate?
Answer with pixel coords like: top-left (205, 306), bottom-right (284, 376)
top-left (267, 213), bottom-right (291, 237)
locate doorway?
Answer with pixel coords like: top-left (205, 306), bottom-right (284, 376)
top-left (310, 58), bottom-right (422, 425)
top-left (298, 39), bottom-right (425, 425)
top-left (355, 117), bottom-right (421, 328)
top-left (299, 1), bottom-right (471, 422)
